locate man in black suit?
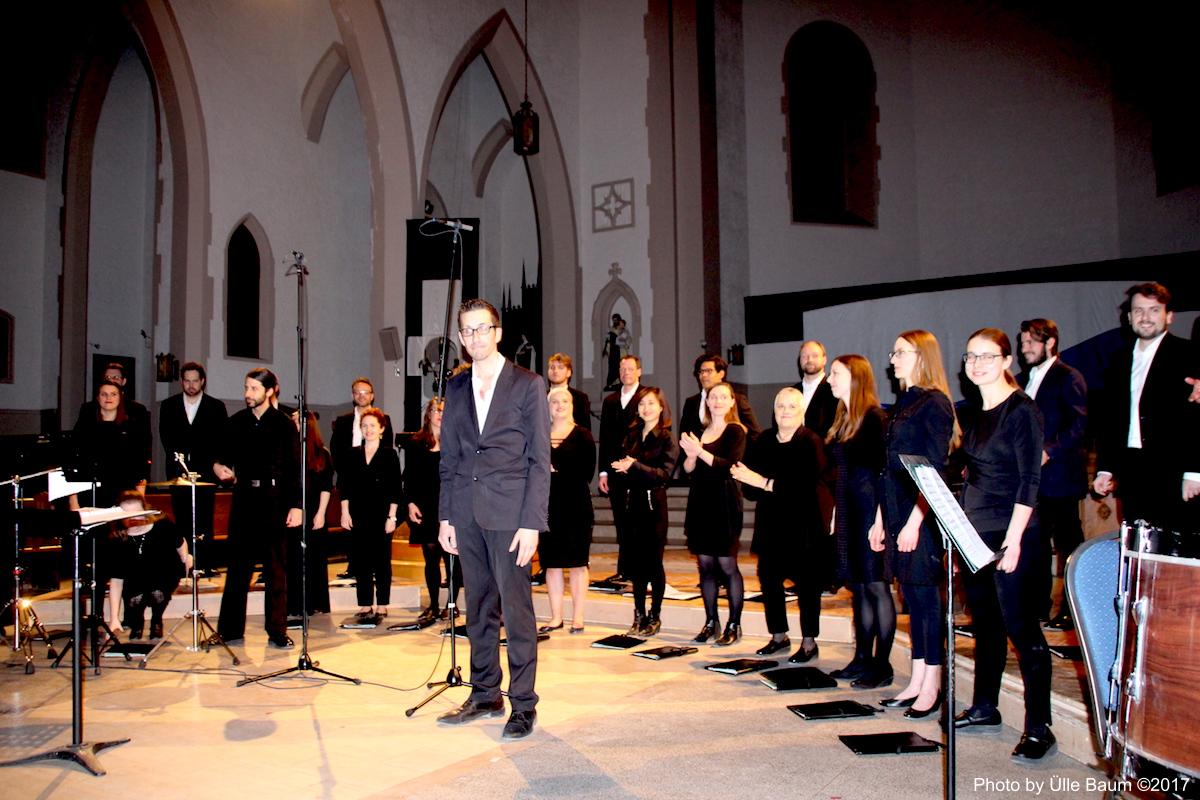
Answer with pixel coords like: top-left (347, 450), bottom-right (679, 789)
top-left (1094, 283), bottom-right (1200, 530)
top-left (159, 361), bottom-right (228, 552)
top-left (598, 354), bottom-right (650, 583)
top-left (437, 299), bottom-right (550, 740)
top-left (329, 377), bottom-right (394, 477)
top-left (1017, 320), bottom-right (1088, 629)
top-left (547, 352), bottom-right (592, 431)
top-left (678, 353), bottom-right (761, 440)
top-left (791, 340), bottom-right (838, 439)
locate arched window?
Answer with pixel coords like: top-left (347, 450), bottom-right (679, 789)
top-left (224, 217), bottom-right (273, 360)
top-left (0, 309), bottom-right (13, 383)
top-left (784, 21), bottom-right (878, 227)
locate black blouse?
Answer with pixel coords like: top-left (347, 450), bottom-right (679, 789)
top-left (960, 391), bottom-right (1043, 534)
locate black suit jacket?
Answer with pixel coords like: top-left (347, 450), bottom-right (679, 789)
top-left (793, 377), bottom-right (839, 440)
top-left (330, 409), bottom-right (394, 478)
top-left (159, 392), bottom-right (229, 482)
top-left (598, 385), bottom-right (650, 477)
top-left (1097, 333), bottom-right (1200, 487)
top-left (438, 359), bottom-right (551, 531)
top-left (568, 386), bottom-right (593, 433)
top-left (678, 390), bottom-right (762, 441)
top-left (1017, 359), bottom-right (1088, 498)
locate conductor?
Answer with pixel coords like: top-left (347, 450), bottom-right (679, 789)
top-left (437, 298), bottom-right (551, 740)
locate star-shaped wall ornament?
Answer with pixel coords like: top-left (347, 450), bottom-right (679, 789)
top-left (592, 179), bottom-right (635, 232)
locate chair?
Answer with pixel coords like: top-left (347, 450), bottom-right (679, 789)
top-left (1065, 532), bottom-right (1121, 753)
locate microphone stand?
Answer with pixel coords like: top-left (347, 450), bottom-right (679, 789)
top-left (239, 251), bottom-right (358, 687)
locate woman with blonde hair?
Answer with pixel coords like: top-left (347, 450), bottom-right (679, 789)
top-left (874, 330), bottom-right (957, 718)
top-left (680, 381), bottom-right (748, 646)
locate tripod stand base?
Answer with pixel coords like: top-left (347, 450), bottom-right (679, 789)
top-left (0, 738), bottom-right (130, 776)
top-left (236, 651), bottom-right (361, 687)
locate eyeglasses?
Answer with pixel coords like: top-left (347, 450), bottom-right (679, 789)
top-left (963, 352), bottom-right (1003, 364)
top-left (888, 349), bottom-right (917, 359)
top-left (459, 323), bottom-right (497, 338)
top-left (352, 389), bottom-right (373, 397)
top-left (697, 368), bottom-right (717, 375)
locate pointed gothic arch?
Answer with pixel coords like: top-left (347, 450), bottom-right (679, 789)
top-left (590, 266), bottom-right (642, 388)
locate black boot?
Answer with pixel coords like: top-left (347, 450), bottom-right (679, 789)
top-left (693, 618), bottom-right (720, 643)
top-left (713, 622), bottom-right (742, 647)
top-left (639, 613), bottom-right (661, 637)
top-left (626, 611), bottom-right (644, 636)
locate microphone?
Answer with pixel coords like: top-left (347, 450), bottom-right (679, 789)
top-left (432, 217), bottom-right (474, 232)
top-left (174, 452), bottom-right (188, 467)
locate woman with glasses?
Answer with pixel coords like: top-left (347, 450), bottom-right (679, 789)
top-left (875, 331), bottom-right (958, 719)
top-left (955, 328), bottom-right (1054, 762)
top-left (680, 382), bottom-right (748, 646)
top-left (609, 386), bottom-right (678, 636)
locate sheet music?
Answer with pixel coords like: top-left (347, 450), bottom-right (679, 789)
top-left (76, 507), bottom-right (159, 528)
top-left (48, 469), bottom-right (94, 501)
top-left (899, 455), bottom-right (997, 573)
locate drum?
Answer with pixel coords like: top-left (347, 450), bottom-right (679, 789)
top-left (1113, 520), bottom-right (1200, 798)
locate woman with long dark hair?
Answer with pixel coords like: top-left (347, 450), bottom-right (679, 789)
top-left (679, 381), bottom-right (747, 646)
top-left (955, 328), bottom-right (1054, 761)
top-left (609, 386), bottom-right (678, 636)
top-left (539, 387), bottom-right (597, 633)
top-left (731, 387), bottom-right (827, 662)
top-left (339, 407), bottom-right (401, 617)
top-left (825, 355), bottom-right (893, 687)
top-left (70, 379), bottom-right (151, 509)
top-left (875, 330), bottom-right (957, 719)
top-left (403, 397), bottom-right (461, 625)
top-left (288, 409), bottom-right (333, 616)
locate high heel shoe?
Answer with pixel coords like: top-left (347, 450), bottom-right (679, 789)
top-left (879, 695), bottom-right (917, 709)
top-left (903, 692), bottom-right (944, 719)
top-left (713, 622), bottom-right (742, 647)
top-left (639, 614), bottom-right (661, 637)
top-left (693, 619), bottom-right (720, 643)
top-left (626, 612), bottom-right (644, 636)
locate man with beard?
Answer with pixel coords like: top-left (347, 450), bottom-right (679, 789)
top-left (791, 340), bottom-right (838, 439)
top-left (330, 377), bottom-right (394, 476)
top-left (159, 362), bottom-right (228, 553)
top-left (1094, 283), bottom-right (1200, 530)
top-left (212, 368), bottom-right (303, 648)
top-left (437, 299), bottom-right (550, 740)
top-left (679, 353), bottom-right (761, 440)
top-left (1017, 319), bottom-right (1087, 629)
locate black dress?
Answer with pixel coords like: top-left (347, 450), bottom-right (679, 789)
top-left (830, 407), bottom-right (887, 583)
top-left (288, 449), bottom-right (333, 615)
top-left (622, 427), bottom-right (679, 553)
top-left (683, 425), bottom-right (747, 557)
top-left (540, 426), bottom-right (597, 569)
top-left (339, 445), bottom-right (402, 606)
top-left (108, 519), bottom-right (185, 626)
top-left (71, 414), bottom-right (151, 507)
top-left (402, 441), bottom-right (441, 546)
top-left (881, 387), bottom-right (954, 584)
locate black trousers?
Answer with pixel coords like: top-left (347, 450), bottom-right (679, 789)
top-left (625, 508), bottom-right (667, 617)
top-left (353, 526), bottom-right (392, 607)
top-left (217, 488), bottom-right (287, 640)
top-left (456, 519), bottom-right (538, 711)
top-left (1036, 494), bottom-right (1083, 616)
top-left (758, 555), bottom-right (821, 638)
top-left (963, 527), bottom-right (1052, 733)
top-left (900, 582), bottom-right (943, 666)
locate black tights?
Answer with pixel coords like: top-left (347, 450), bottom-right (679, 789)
top-left (850, 581), bottom-right (896, 661)
top-left (697, 554), bottom-right (743, 625)
top-left (421, 542), bottom-right (462, 610)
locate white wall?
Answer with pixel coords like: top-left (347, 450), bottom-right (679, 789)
top-left (0, 171), bottom-right (50, 410)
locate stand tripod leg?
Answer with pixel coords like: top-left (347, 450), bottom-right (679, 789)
top-left (194, 613), bottom-right (239, 665)
top-left (405, 666), bottom-right (467, 717)
top-left (0, 738), bottom-right (130, 776)
top-left (22, 603), bottom-right (58, 660)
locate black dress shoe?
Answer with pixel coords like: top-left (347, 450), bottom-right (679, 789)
top-left (336, 569), bottom-right (353, 580)
top-left (693, 620), bottom-right (720, 643)
top-left (903, 693), bottom-right (943, 719)
top-left (787, 643), bottom-right (819, 663)
top-left (829, 656), bottom-right (869, 680)
top-left (501, 709), bottom-right (537, 740)
top-left (947, 706), bottom-right (1003, 731)
top-left (438, 698), bottom-right (505, 726)
top-left (529, 570), bottom-right (546, 586)
top-left (128, 626), bottom-right (144, 640)
top-left (755, 637), bottom-right (791, 656)
top-left (879, 695), bottom-right (917, 709)
top-left (269, 634), bottom-right (295, 649)
top-left (149, 621), bottom-right (164, 640)
top-left (416, 606), bottom-right (439, 625)
top-left (713, 622), bottom-right (742, 647)
top-left (538, 621), bottom-right (564, 633)
top-left (639, 615), bottom-right (662, 637)
top-left (1043, 613), bottom-right (1074, 631)
top-left (1011, 730), bottom-right (1057, 762)
top-left (851, 660), bottom-right (895, 689)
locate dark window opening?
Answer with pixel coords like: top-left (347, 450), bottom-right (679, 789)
top-left (226, 224), bottom-right (261, 359)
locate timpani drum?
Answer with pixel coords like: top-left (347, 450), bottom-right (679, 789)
top-left (1112, 520), bottom-right (1200, 799)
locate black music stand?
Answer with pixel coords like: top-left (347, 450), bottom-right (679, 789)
top-left (0, 508), bottom-right (148, 775)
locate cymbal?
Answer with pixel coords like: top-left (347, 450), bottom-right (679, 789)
top-left (146, 477), bottom-right (217, 489)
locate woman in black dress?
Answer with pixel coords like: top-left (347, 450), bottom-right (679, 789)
top-left (825, 355), bottom-right (893, 687)
top-left (338, 407), bottom-right (401, 617)
top-left (874, 330), bottom-right (957, 719)
top-left (107, 490), bottom-right (191, 639)
top-left (610, 386), bottom-right (678, 637)
top-left (955, 328), bottom-right (1054, 762)
top-left (70, 380), bottom-right (151, 509)
top-left (287, 410), bottom-right (333, 616)
top-left (731, 387), bottom-right (827, 661)
top-left (679, 381), bottom-right (747, 646)
top-left (538, 387), bottom-right (597, 633)
top-left (404, 397), bottom-right (462, 625)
